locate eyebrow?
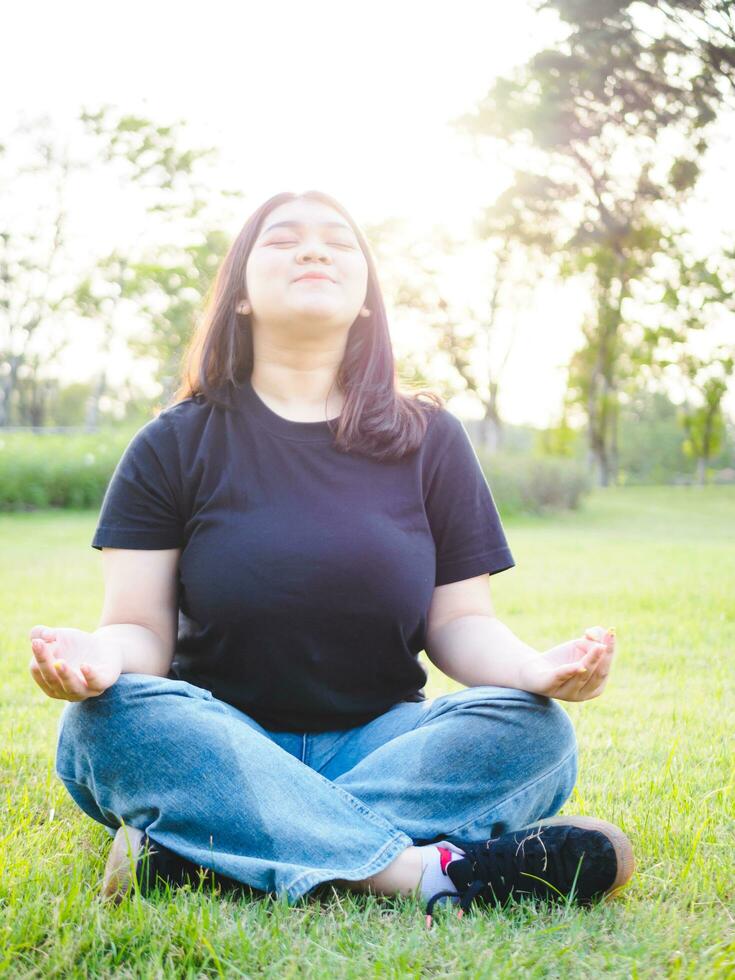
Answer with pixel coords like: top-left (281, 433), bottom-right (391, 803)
top-left (262, 220), bottom-right (354, 235)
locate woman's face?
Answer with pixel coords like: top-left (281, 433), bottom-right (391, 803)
top-left (244, 199), bottom-right (369, 333)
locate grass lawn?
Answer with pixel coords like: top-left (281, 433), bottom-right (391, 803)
top-left (1, 486), bottom-right (733, 977)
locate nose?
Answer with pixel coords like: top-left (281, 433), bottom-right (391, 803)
top-left (295, 239), bottom-right (331, 265)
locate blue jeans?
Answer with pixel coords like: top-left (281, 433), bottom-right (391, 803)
top-left (54, 673), bottom-right (578, 904)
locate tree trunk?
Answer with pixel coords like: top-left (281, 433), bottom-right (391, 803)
top-left (85, 369), bottom-right (107, 431)
top-left (0, 354), bottom-right (22, 426)
top-left (587, 422), bottom-right (610, 487)
top-left (587, 369), bottom-right (609, 487)
top-left (608, 387), bottom-right (619, 486)
top-left (29, 377), bottom-right (49, 428)
top-left (481, 386), bottom-right (503, 453)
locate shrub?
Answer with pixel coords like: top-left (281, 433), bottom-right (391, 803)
top-left (0, 428), bottom-right (138, 511)
top-left (477, 449), bottom-right (592, 516)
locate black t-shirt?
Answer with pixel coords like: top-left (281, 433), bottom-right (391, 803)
top-left (91, 376), bottom-right (515, 732)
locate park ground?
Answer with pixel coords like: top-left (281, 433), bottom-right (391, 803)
top-left (0, 486), bottom-right (733, 977)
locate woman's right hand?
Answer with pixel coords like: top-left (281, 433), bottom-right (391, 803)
top-left (28, 625), bottom-right (123, 701)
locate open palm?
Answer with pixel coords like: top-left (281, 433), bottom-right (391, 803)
top-left (28, 625), bottom-right (122, 701)
top-left (518, 626), bottom-right (616, 702)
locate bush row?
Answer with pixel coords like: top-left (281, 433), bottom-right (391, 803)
top-left (0, 429), bottom-right (137, 510)
top-left (0, 428), bottom-right (591, 515)
top-left (476, 449), bottom-right (592, 516)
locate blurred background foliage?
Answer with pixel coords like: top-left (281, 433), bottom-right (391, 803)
top-left (2, 0), bottom-right (734, 511)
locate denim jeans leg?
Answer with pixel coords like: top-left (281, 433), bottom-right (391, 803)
top-left (320, 685), bottom-right (579, 847)
top-left (54, 673), bottom-right (413, 904)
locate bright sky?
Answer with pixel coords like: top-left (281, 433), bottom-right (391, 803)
top-left (3, 0), bottom-right (733, 425)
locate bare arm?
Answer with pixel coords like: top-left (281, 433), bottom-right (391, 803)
top-left (92, 623), bottom-right (174, 677)
top-left (29, 547), bottom-right (180, 702)
top-left (94, 546), bottom-right (180, 677)
top-left (426, 614), bottom-right (542, 689)
top-left (425, 574), bottom-right (542, 689)
top-left (424, 577), bottom-right (615, 701)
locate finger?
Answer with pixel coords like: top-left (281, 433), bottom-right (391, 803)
top-left (50, 659), bottom-right (72, 696)
top-left (578, 644), bottom-right (612, 694)
top-left (29, 625), bottom-right (57, 642)
top-left (51, 659), bottom-right (88, 698)
top-left (585, 626), bottom-right (616, 649)
top-left (79, 663), bottom-right (104, 694)
top-left (551, 671), bottom-right (591, 701)
top-left (575, 673), bottom-right (607, 699)
top-left (29, 661), bottom-right (60, 699)
top-left (571, 645), bottom-right (608, 696)
top-left (547, 652), bottom-right (596, 695)
top-left (559, 643), bottom-right (605, 691)
top-left (545, 664), bottom-right (578, 697)
top-left (578, 676), bottom-right (607, 700)
top-left (583, 626), bottom-right (606, 643)
top-left (587, 628), bottom-right (615, 647)
top-left (546, 640), bottom-right (609, 699)
top-left (579, 642), bottom-right (606, 671)
top-left (554, 661), bottom-right (587, 684)
top-left (31, 638), bottom-right (64, 694)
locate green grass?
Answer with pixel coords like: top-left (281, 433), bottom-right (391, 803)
top-left (1, 486), bottom-right (733, 977)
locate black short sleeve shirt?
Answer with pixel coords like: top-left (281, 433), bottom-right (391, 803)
top-left (91, 377), bottom-right (515, 731)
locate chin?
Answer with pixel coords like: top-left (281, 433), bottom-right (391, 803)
top-left (290, 302), bottom-right (342, 317)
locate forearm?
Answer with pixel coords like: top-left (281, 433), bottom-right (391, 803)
top-left (426, 615), bottom-right (542, 690)
top-left (92, 624), bottom-right (173, 677)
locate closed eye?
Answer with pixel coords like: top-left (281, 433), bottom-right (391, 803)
top-left (269, 239), bottom-right (354, 249)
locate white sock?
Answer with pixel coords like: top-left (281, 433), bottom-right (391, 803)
top-left (416, 840), bottom-right (466, 901)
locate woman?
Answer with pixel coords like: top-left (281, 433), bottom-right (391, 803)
top-left (30, 189), bottom-right (634, 927)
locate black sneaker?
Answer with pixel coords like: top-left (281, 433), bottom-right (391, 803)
top-left (100, 826), bottom-right (250, 904)
top-left (424, 816), bottom-right (635, 928)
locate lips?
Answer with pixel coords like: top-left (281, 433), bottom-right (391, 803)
top-left (294, 272), bottom-right (335, 282)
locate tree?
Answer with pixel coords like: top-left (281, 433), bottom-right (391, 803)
top-left (620, 0), bottom-right (735, 101)
top-left (71, 107), bottom-right (244, 416)
top-left (451, 0), bottom-right (728, 484)
top-left (0, 105), bottom-right (240, 426)
top-left (0, 122), bottom-right (84, 425)
top-left (633, 237), bottom-right (735, 481)
top-left (123, 230), bottom-right (233, 405)
top-left (616, 388), bottom-right (693, 483)
top-left (678, 350), bottom-right (733, 484)
top-left (373, 220), bottom-right (546, 452)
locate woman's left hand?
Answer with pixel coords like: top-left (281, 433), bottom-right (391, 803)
top-left (518, 626), bottom-right (616, 702)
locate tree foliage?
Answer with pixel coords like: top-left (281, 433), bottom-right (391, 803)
top-left (450, 0), bottom-right (733, 484)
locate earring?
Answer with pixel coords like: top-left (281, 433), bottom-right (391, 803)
top-left (360, 307), bottom-right (371, 317)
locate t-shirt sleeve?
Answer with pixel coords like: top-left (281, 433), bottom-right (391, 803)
top-left (91, 412), bottom-right (186, 551)
top-left (423, 409), bottom-right (515, 586)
